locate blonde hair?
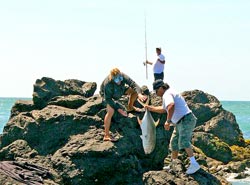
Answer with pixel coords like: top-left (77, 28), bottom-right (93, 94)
top-left (109, 68), bottom-right (121, 81)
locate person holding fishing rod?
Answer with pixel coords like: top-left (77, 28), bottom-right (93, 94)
top-left (145, 47), bottom-right (166, 81)
top-left (143, 14), bottom-right (165, 81)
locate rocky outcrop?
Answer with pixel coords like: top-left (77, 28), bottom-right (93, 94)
top-left (33, 77), bottom-right (96, 109)
top-left (0, 77), bottom-right (247, 184)
top-left (192, 132), bottom-right (232, 163)
top-left (182, 89), bottom-right (245, 147)
top-left (143, 168), bottom-right (229, 185)
top-left (204, 110), bottom-right (245, 146)
top-left (182, 89), bottom-right (222, 125)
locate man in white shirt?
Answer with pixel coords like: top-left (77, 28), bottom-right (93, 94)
top-left (145, 79), bottom-right (200, 174)
top-left (146, 47), bottom-right (165, 81)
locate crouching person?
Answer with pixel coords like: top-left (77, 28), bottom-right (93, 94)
top-left (100, 67), bottom-right (147, 142)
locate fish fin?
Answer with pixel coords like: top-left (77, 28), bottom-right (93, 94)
top-left (137, 116), bottom-right (142, 125)
top-left (154, 119), bottom-right (160, 127)
top-left (140, 135), bottom-right (143, 140)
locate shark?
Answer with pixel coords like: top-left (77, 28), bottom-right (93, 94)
top-left (137, 98), bottom-right (159, 154)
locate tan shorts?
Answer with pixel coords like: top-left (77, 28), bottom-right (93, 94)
top-left (169, 113), bottom-right (197, 151)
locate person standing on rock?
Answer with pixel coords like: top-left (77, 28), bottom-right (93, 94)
top-left (145, 47), bottom-right (165, 81)
top-left (145, 79), bottom-right (200, 174)
top-left (100, 67), bottom-right (147, 142)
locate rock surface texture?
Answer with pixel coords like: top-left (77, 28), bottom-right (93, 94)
top-left (0, 77), bottom-right (248, 185)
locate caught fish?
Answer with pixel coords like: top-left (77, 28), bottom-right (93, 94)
top-left (137, 109), bottom-right (159, 154)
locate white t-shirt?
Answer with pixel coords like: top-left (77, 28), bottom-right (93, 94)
top-left (162, 89), bottom-right (191, 124)
top-left (153, 54), bottom-right (165, 73)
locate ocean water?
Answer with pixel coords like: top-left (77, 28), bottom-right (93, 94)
top-left (221, 101), bottom-right (250, 140)
top-left (0, 97), bottom-right (31, 133)
top-left (0, 98), bottom-right (250, 184)
top-left (221, 101), bottom-right (250, 185)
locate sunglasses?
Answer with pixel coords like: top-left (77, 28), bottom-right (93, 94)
top-left (113, 74), bottom-right (123, 84)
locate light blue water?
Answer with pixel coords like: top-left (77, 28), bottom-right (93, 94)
top-left (0, 97), bottom-right (31, 133)
top-left (228, 175), bottom-right (250, 185)
top-left (221, 101), bottom-right (250, 185)
top-left (231, 181), bottom-right (250, 185)
top-left (221, 101), bottom-right (250, 140)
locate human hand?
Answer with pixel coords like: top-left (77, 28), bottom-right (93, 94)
top-left (118, 109), bottom-right (127, 117)
top-left (138, 93), bottom-right (147, 102)
top-left (143, 60), bottom-right (150, 65)
top-left (164, 122), bottom-right (171, 130)
top-left (144, 105), bottom-right (152, 111)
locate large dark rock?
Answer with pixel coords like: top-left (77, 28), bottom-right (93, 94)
top-left (204, 110), bottom-right (245, 146)
top-left (33, 77), bottom-right (96, 109)
top-left (192, 132), bottom-right (232, 163)
top-left (0, 105), bottom-right (103, 155)
top-left (48, 95), bottom-right (88, 109)
top-left (182, 90), bottom-right (245, 146)
top-left (77, 95), bottom-right (104, 116)
top-left (182, 90), bottom-right (222, 126)
top-left (0, 78), bottom-right (246, 184)
top-left (10, 99), bottom-right (35, 118)
top-left (143, 169), bottom-right (230, 185)
top-left (50, 130), bottom-right (144, 184)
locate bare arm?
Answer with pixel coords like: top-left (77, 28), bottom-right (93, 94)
top-left (158, 59), bottom-right (165, 64)
top-left (164, 103), bottom-right (175, 130)
top-left (145, 105), bottom-right (167, 114)
top-left (166, 103), bottom-right (174, 120)
top-left (158, 54), bottom-right (165, 64)
top-left (146, 60), bottom-right (153, 65)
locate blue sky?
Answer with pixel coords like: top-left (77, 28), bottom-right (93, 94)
top-left (0, 0), bottom-right (249, 100)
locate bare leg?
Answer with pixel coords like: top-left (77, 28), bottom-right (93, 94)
top-left (185, 147), bottom-right (194, 157)
top-left (125, 87), bottom-right (138, 110)
top-left (163, 150), bottom-right (179, 170)
top-left (104, 104), bottom-right (114, 139)
top-left (171, 150), bottom-right (179, 160)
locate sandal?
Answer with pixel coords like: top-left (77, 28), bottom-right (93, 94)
top-left (103, 136), bottom-right (118, 142)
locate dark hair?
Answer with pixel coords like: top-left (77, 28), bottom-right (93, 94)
top-left (156, 47), bottom-right (161, 51)
top-left (162, 83), bottom-right (170, 90)
top-left (153, 79), bottom-right (170, 90)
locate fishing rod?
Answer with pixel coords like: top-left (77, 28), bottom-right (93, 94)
top-left (144, 12), bottom-right (148, 80)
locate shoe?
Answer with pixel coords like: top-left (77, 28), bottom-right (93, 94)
top-left (186, 163), bottom-right (200, 174)
top-left (163, 160), bottom-right (177, 171)
top-left (163, 164), bottom-right (171, 170)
